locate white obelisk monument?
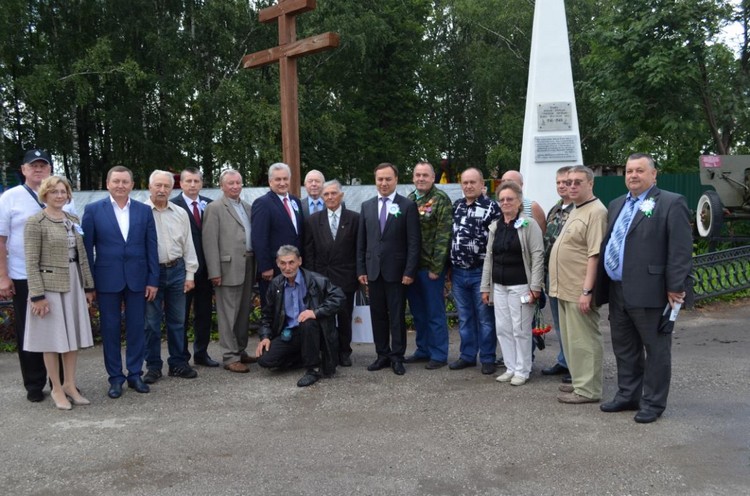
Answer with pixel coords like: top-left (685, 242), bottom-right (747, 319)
top-left (519, 0), bottom-right (582, 214)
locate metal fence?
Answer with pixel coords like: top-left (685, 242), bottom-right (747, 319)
top-left (691, 245), bottom-right (750, 302)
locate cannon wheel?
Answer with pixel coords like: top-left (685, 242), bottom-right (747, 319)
top-left (696, 190), bottom-right (724, 238)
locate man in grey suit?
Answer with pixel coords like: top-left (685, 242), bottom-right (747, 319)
top-left (357, 163), bottom-right (421, 375)
top-left (595, 153), bottom-right (692, 424)
top-left (202, 169), bottom-right (256, 373)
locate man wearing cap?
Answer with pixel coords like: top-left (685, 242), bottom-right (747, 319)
top-left (0, 149), bottom-right (76, 402)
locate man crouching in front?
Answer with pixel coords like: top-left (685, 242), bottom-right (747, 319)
top-left (256, 245), bottom-right (345, 387)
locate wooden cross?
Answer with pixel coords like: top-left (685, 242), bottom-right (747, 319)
top-left (242, 0), bottom-right (339, 196)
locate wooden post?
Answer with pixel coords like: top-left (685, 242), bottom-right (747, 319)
top-left (242, 0), bottom-right (339, 196)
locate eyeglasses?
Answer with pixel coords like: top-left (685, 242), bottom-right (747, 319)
top-left (564, 179), bottom-right (587, 186)
top-left (498, 197), bottom-right (518, 203)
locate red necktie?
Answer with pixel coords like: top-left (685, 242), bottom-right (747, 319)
top-left (283, 197), bottom-right (294, 221)
top-left (192, 201), bottom-right (202, 229)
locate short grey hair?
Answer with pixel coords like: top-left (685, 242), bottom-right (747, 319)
top-left (322, 179), bottom-right (342, 192)
top-left (305, 169), bottom-right (325, 183)
top-left (219, 169), bottom-right (241, 185)
top-left (269, 162), bottom-right (292, 178)
top-left (276, 244), bottom-right (301, 259)
top-left (414, 161), bottom-right (435, 175)
top-left (149, 169), bottom-right (174, 187)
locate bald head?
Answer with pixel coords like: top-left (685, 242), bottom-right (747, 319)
top-left (501, 170), bottom-right (524, 187)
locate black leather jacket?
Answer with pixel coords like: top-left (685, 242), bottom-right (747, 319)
top-left (259, 268), bottom-right (345, 374)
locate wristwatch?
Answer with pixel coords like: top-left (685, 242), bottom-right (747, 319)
top-left (582, 288), bottom-right (592, 296)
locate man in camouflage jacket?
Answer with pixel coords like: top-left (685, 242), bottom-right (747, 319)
top-left (405, 162), bottom-right (454, 369)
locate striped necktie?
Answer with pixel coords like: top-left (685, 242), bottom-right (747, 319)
top-left (605, 197), bottom-right (636, 273)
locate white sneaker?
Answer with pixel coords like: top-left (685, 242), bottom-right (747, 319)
top-left (510, 376), bottom-right (528, 386)
top-left (496, 371), bottom-right (514, 383)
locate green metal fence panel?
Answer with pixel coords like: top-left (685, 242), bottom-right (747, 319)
top-left (593, 173), bottom-right (709, 210)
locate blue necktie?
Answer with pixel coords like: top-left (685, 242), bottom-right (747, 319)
top-left (605, 198), bottom-right (636, 273)
top-left (379, 198), bottom-right (389, 233)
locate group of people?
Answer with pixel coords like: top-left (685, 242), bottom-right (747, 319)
top-left (1, 150), bottom-right (692, 423)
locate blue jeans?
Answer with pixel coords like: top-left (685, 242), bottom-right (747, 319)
top-left (548, 294), bottom-right (568, 368)
top-left (407, 269), bottom-right (449, 362)
top-left (145, 259), bottom-right (189, 370)
top-left (451, 267), bottom-right (496, 364)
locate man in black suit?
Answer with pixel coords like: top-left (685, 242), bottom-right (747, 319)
top-left (251, 162), bottom-right (304, 310)
top-left (304, 180), bottom-right (359, 366)
top-left (357, 163), bottom-right (421, 375)
top-left (171, 167), bottom-right (219, 367)
top-left (595, 153), bottom-right (692, 424)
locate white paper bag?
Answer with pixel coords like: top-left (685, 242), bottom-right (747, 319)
top-left (351, 286), bottom-right (373, 343)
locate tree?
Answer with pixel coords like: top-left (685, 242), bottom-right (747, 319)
top-left (581, 0), bottom-right (747, 170)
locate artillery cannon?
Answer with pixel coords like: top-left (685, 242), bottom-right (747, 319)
top-left (696, 155), bottom-right (750, 238)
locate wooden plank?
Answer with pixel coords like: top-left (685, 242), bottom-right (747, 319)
top-left (242, 32), bottom-right (340, 69)
top-left (259, 0), bottom-right (316, 23)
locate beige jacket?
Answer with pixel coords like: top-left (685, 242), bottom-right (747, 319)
top-left (480, 214), bottom-right (545, 303)
top-left (24, 211), bottom-right (94, 300)
top-left (202, 195), bottom-right (253, 286)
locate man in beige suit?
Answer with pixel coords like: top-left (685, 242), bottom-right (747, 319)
top-left (202, 170), bottom-right (256, 373)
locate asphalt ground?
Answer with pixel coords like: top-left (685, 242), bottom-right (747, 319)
top-left (1, 300), bottom-right (749, 496)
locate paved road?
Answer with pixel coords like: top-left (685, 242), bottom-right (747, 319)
top-left (1, 301), bottom-right (748, 496)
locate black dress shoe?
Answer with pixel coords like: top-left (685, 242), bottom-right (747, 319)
top-left (542, 363), bottom-right (569, 375)
top-left (404, 354), bottom-right (429, 364)
top-left (339, 354), bottom-right (352, 367)
top-left (143, 369), bottom-right (162, 384)
top-left (367, 357), bottom-right (391, 371)
top-left (600, 400), bottom-right (640, 413)
top-left (425, 360), bottom-right (447, 370)
top-left (127, 378), bottom-right (150, 393)
top-left (481, 363), bottom-right (497, 375)
top-left (168, 364), bottom-right (198, 379)
top-left (297, 370), bottom-right (321, 387)
top-left (108, 383), bottom-right (123, 399)
top-left (391, 361), bottom-right (406, 375)
top-left (194, 355), bottom-right (220, 367)
top-left (449, 358), bottom-right (476, 370)
top-left (561, 374), bottom-right (572, 384)
top-left (634, 410), bottom-right (659, 423)
top-left (27, 390), bottom-right (44, 402)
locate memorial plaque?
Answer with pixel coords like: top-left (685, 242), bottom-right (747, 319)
top-left (537, 102), bottom-right (572, 131)
top-left (534, 135), bottom-right (579, 162)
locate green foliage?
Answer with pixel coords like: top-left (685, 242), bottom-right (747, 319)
top-left (1, 0), bottom-right (749, 187)
top-left (581, 0), bottom-right (747, 168)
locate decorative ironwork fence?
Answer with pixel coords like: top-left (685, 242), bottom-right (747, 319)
top-left (691, 245), bottom-right (750, 302)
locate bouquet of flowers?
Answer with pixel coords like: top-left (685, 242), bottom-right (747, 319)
top-left (532, 303), bottom-right (552, 350)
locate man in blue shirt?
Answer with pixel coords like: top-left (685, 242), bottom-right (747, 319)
top-left (301, 170), bottom-right (325, 217)
top-left (256, 245), bottom-right (344, 387)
